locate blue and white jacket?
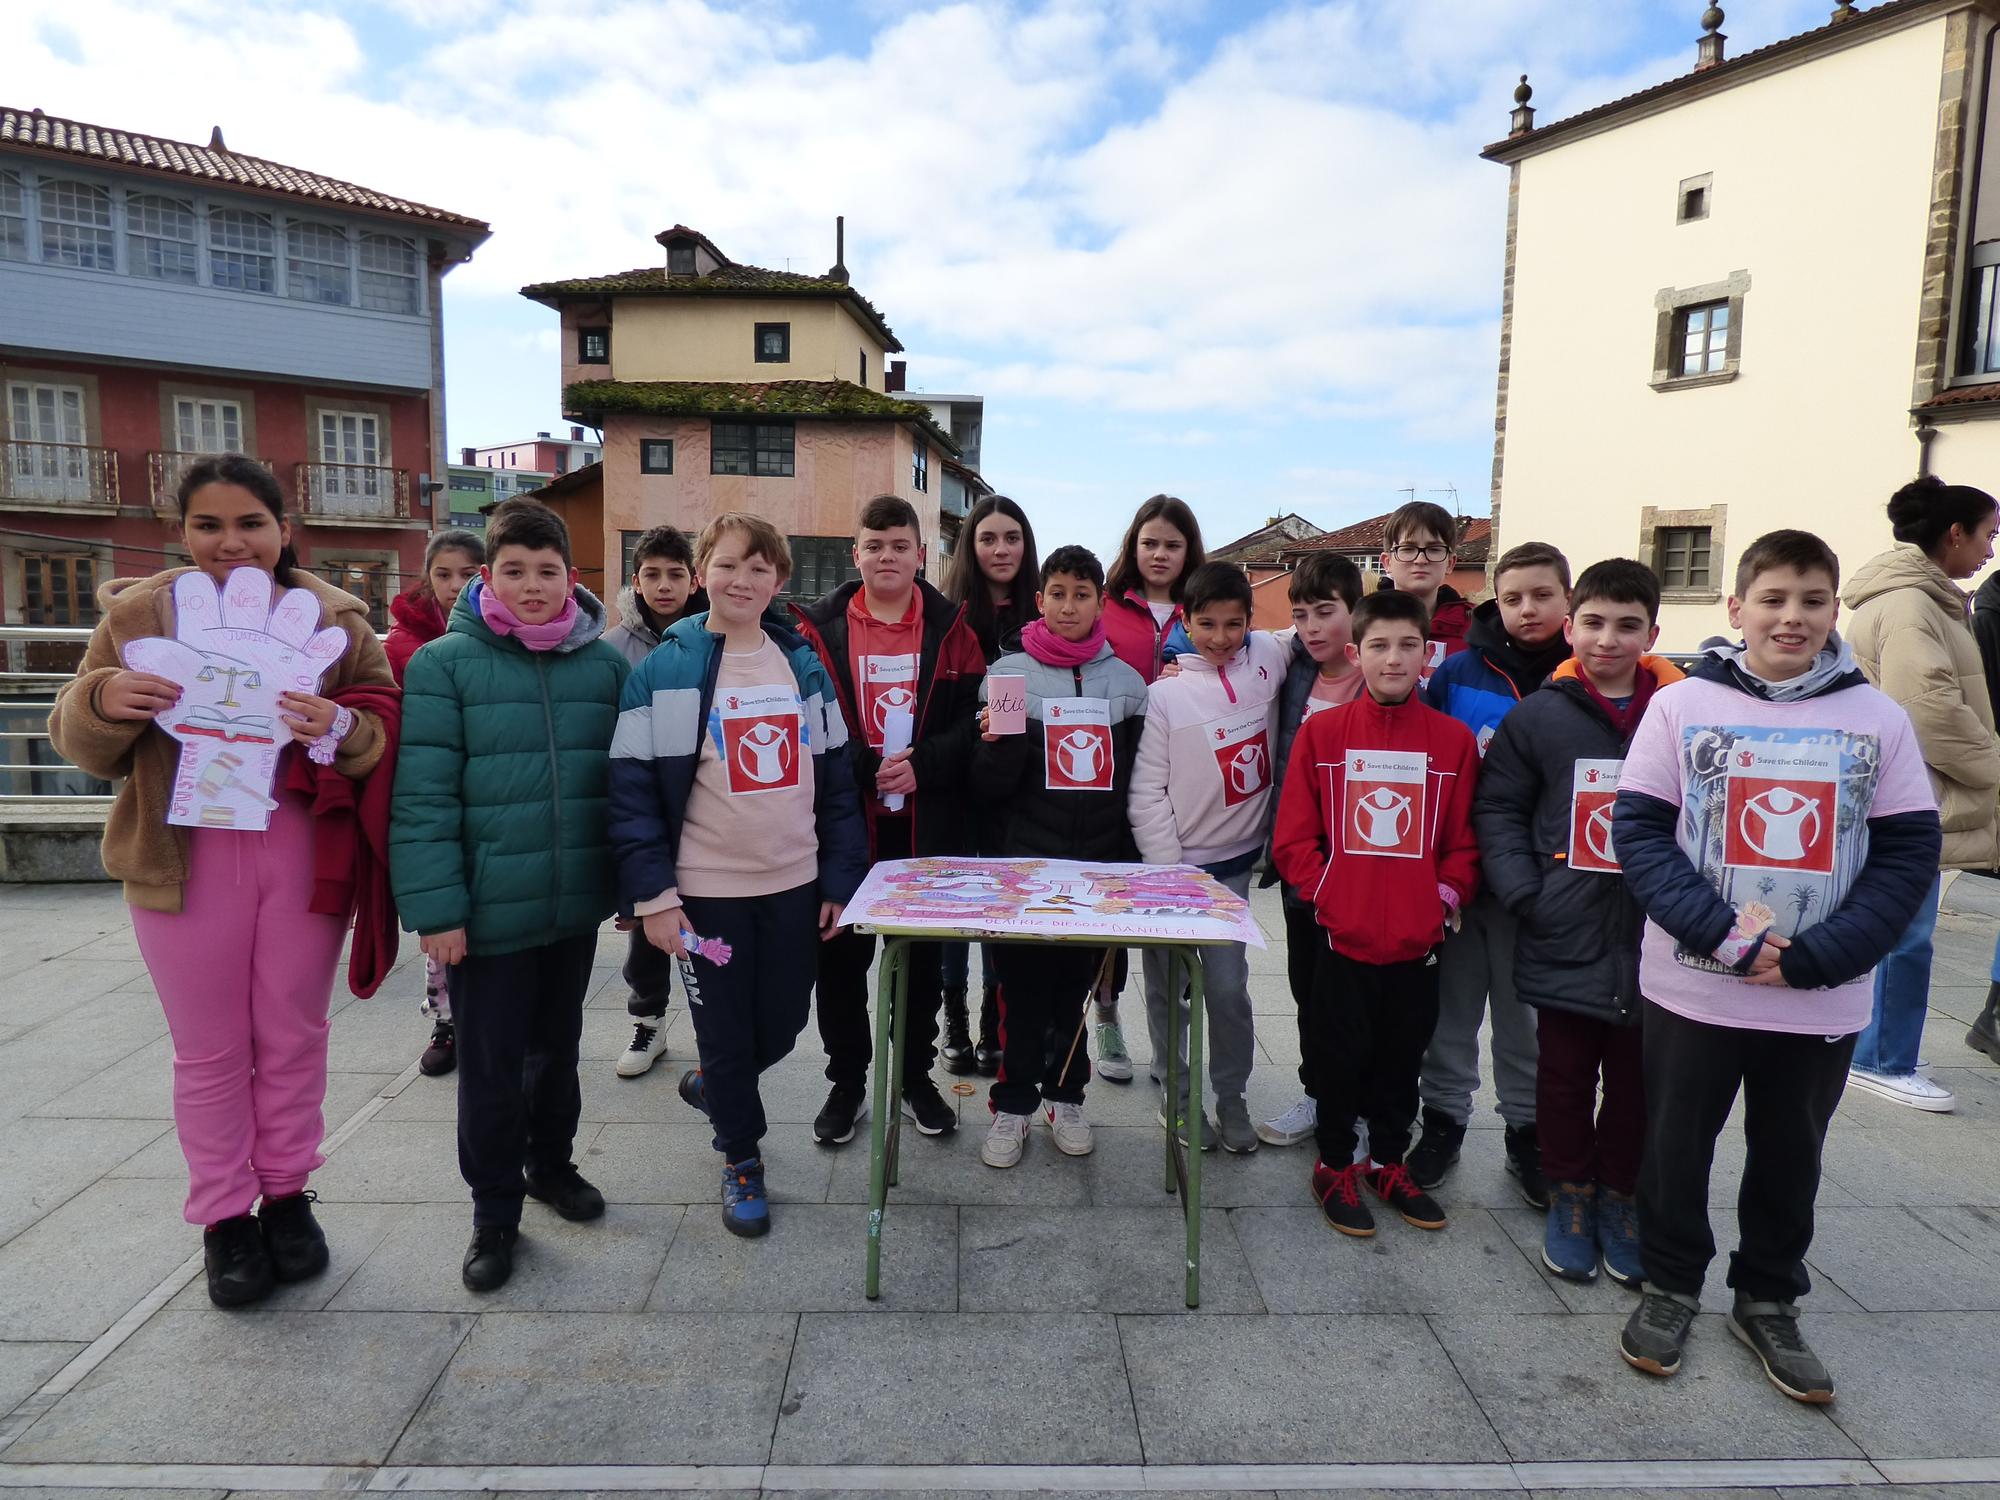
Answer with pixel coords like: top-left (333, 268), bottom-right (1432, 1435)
top-left (1424, 600), bottom-right (1572, 759)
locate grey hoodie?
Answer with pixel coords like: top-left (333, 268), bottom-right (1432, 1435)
top-left (603, 585), bottom-right (665, 667)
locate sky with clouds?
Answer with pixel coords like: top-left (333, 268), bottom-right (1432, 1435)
top-left (7, 0), bottom-right (1841, 557)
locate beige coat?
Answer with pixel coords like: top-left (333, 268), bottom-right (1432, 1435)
top-left (1844, 543), bottom-right (2000, 869)
top-left (47, 568), bottom-right (392, 912)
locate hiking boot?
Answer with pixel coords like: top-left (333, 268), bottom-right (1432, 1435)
top-left (812, 1082), bottom-right (868, 1146)
top-left (1312, 1158), bottom-right (1375, 1237)
top-left (1969, 982), bottom-right (2000, 1065)
top-left (1729, 1296), bottom-right (1835, 1404)
top-left (1405, 1107), bottom-right (1464, 1190)
top-left (973, 990), bottom-right (1001, 1076)
top-left (982, 1109), bottom-right (1031, 1168)
top-left (1505, 1123), bottom-right (1550, 1209)
top-left (257, 1190), bottom-right (329, 1283)
top-left (1619, 1286), bottom-right (1699, 1377)
top-left (901, 1078), bottom-right (957, 1136)
top-left (721, 1157), bottom-right (770, 1237)
top-left (1095, 1018), bottom-right (1134, 1083)
top-left (418, 1019), bottom-right (456, 1077)
top-left (1846, 1066), bottom-right (1956, 1113)
top-left (461, 1224), bottom-right (518, 1293)
top-left (678, 1068), bottom-right (708, 1117)
top-left (1368, 1161), bottom-right (1448, 1230)
top-left (203, 1214), bottom-right (275, 1308)
top-left (616, 1019), bottom-right (668, 1078)
top-left (1214, 1094), bottom-right (1259, 1154)
top-left (939, 988), bottom-right (976, 1075)
top-left (524, 1163), bottom-right (606, 1222)
top-left (1045, 1099), bottom-right (1094, 1155)
top-left (1598, 1187), bottom-right (1643, 1289)
top-left (1541, 1181), bottom-right (1597, 1282)
top-left (1256, 1094), bottom-right (1317, 1147)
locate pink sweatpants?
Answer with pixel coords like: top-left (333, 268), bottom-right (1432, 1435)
top-left (131, 793), bottom-right (345, 1225)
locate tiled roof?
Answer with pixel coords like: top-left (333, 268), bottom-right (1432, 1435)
top-left (0, 105), bottom-right (489, 232)
top-left (1918, 383), bottom-right (2000, 410)
top-left (523, 259), bottom-right (903, 352)
top-left (1283, 513), bottom-right (1491, 561)
top-left (518, 460), bottom-right (603, 506)
top-left (1483, 1), bottom-right (1936, 162)
top-left (1210, 514), bottom-right (1325, 566)
top-left (563, 379), bottom-right (957, 452)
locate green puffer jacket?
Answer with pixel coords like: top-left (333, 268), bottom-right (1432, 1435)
top-left (390, 580), bottom-right (631, 955)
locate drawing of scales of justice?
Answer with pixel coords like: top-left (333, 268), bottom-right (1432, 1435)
top-left (122, 568), bottom-right (348, 830)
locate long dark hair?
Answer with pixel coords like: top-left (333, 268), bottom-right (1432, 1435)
top-left (1105, 493), bottom-right (1204, 603)
top-left (1888, 475), bottom-right (1999, 558)
top-left (947, 495), bottom-right (1039, 659)
top-left (175, 455), bottom-right (301, 582)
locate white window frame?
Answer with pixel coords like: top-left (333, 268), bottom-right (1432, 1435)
top-left (0, 168), bottom-right (26, 263)
top-left (6, 381), bottom-right (91, 502)
top-left (174, 396), bottom-right (245, 456)
top-left (209, 205), bottom-right (276, 294)
top-left (127, 192), bottom-right (198, 283)
top-left (37, 178), bottom-right (116, 271)
top-left (357, 232), bottom-right (421, 314)
top-left (286, 220), bottom-right (352, 305)
top-left (317, 409), bottom-right (384, 499)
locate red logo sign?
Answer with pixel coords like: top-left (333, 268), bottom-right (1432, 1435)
top-left (1339, 749), bottom-right (1427, 860)
top-left (1214, 730), bottom-right (1270, 807)
top-left (1724, 777), bottom-right (1834, 874)
top-left (721, 715), bottom-right (800, 794)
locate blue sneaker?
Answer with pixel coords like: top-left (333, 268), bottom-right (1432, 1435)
top-left (721, 1157), bottom-right (769, 1237)
top-left (1598, 1186), bottom-right (1643, 1289)
top-left (678, 1068), bottom-right (708, 1116)
top-left (1541, 1180), bottom-right (1597, 1282)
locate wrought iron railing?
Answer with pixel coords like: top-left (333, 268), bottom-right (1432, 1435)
top-left (1, 441), bottom-right (120, 509)
top-left (148, 451), bottom-right (275, 511)
top-left (295, 462), bottom-right (411, 520)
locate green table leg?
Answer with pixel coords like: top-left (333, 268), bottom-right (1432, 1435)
top-left (864, 938), bottom-right (906, 1301)
top-left (887, 938), bottom-right (909, 1188)
top-left (1162, 945), bottom-right (1179, 1196)
top-left (1183, 947), bottom-right (1205, 1309)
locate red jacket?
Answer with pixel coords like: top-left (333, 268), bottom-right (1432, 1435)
top-left (284, 680), bottom-right (402, 997)
top-left (1104, 589), bottom-right (1181, 684)
top-left (1271, 688), bottom-right (1480, 965)
top-left (384, 590), bottom-right (447, 685)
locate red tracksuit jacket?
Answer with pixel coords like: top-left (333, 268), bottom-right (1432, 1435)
top-left (1271, 688), bottom-right (1481, 965)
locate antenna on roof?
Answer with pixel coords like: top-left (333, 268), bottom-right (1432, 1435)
top-left (828, 215), bottom-right (848, 282)
top-left (208, 125), bottom-right (226, 151)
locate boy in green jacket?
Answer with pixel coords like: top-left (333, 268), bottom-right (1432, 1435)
top-left (390, 499), bottom-right (630, 1294)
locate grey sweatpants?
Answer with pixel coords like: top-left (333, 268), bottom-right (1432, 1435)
top-left (1142, 869), bottom-right (1255, 1105)
top-left (1419, 891), bottom-right (1538, 1129)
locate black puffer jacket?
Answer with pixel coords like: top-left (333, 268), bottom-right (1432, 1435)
top-left (1473, 658), bottom-right (1683, 1023)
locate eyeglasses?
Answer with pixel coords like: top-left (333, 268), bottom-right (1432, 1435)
top-left (1389, 543), bottom-right (1452, 563)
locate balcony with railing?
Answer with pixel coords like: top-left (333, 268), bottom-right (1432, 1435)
top-left (0, 442), bottom-right (120, 512)
top-left (294, 463), bottom-right (413, 523)
top-left (148, 451), bottom-right (276, 511)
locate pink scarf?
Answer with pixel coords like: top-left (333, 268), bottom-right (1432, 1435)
top-left (1022, 617), bottom-right (1106, 667)
top-left (478, 581), bottom-right (578, 652)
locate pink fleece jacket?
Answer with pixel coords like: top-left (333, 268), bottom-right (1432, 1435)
top-left (1128, 630), bottom-right (1290, 866)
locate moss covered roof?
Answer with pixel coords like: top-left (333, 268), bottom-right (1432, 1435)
top-left (563, 379), bottom-right (958, 453)
top-left (523, 263), bottom-right (902, 352)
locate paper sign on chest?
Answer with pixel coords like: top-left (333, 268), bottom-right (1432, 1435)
top-left (859, 652), bottom-right (918, 748)
top-left (1044, 696), bottom-right (1114, 791)
top-left (1722, 738), bottom-right (1838, 875)
top-left (716, 685), bottom-right (805, 795)
top-left (1207, 705), bottom-right (1272, 808)
top-left (1568, 758), bottom-right (1623, 874)
top-left (1341, 748), bottom-right (1427, 859)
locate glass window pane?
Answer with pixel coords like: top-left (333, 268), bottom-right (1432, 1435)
top-left (38, 179), bottom-right (115, 269)
top-left (286, 221), bottom-right (350, 304)
top-left (210, 209), bottom-right (275, 293)
top-left (358, 233), bottom-right (419, 314)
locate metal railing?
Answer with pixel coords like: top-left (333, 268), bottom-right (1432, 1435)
top-left (295, 463), bottom-right (411, 521)
top-left (0, 625), bottom-right (111, 806)
top-left (148, 451), bottom-right (274, 511)
top-left (1, 441), bottom-right (120, 509)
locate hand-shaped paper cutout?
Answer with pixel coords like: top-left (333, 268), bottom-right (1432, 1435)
top-left (122, 569), bottom-right (346, 830)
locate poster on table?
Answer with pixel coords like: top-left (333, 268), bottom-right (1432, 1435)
top-left (846, 857), bottom-right (1267, 948)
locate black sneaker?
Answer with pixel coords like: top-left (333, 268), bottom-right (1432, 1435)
top-left (678, 1068), bottom-right (708, 1117)
top-left (523, 1164), bottom-right (605, 1222)
top-left (1405, 1107), bottom-right (1465, 1190)
top-left (1505, 1123), bottom-right (1550, 1210)
top-left (257, 1190), bottom-right (329, 1283)
top-left (1312, 1159), bottom-right (1376, 1237)
top-left (1729, 1297), bottom-right (1835, 1403)
top-left (901, 1078), bottom-right (957, 1136)
top-left (462, 1224), bottom-right (518, 1293)
top-left (813, 1082), bottom-right (868, 1146)
top-left (1368, 1161), bottom-right (1448, 1230)
top-left (203, 1214), bottom-right (275, 1308)
top-left (1620, 1287), bottom-right (1699, 1377)
top-left (418, 1019), bottom-right (456, 1077)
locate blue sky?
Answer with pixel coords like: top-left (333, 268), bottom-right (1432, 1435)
top-left (11, 0), bottom-right (1841, 558)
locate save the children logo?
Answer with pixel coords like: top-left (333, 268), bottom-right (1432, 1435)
top-left (1722, 738), bottom-right (1838, 874)
top-left (716, 685), bottom-right (804, 795)
top-left (859, 652), bottom-right (918, 748)
top-left (1568, 758), bottom-right (1623, 874)
top-left (1206, 705), bottom-right (1272, 808)
top-left (1044, 697), bottom-right (1114, 791)
top-left (1340, 748), bottom-right (1427, 859)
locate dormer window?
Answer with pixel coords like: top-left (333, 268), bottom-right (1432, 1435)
top-left (755, 323), bottom-right (790, 363)
top-left (666, 243), bottom-right (696, 277)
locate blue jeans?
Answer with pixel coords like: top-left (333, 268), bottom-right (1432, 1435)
top-left (940, 941), bottom-right (995, 997)
top-left (1853, 871), bottom-right (1940, 1077)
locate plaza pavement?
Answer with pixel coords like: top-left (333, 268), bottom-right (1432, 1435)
top-left (1, 875), bottom-right (1999, 1499)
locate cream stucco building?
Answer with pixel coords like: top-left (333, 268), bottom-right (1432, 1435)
top-left (1487, 0), bottom-right (2000, 643)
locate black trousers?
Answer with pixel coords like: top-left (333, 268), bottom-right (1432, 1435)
top-left (1283, 898), bottom-right (1320, 1098)
top-left (449, 930), bottom-right (597, 1227)
top-left (1638, 1000), bottom-right (1856, 1303)
top-left (1308, 944), bottom-right (1441, 1167)
top-left (990, 942), bottom-right (1102, 1114)
top-left (624, 924), bottom-right (676, 1019)
top-left (682, 882), bottom-right (819, 1163)
top-left (816, 818), bottom-right (941, 1092)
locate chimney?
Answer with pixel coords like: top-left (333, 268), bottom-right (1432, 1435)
top-left (887, 360), bottom-right (907, 392)
top-left (1696, 6), bottom-right (1726, 70)
top-left (208, 125), bottom-right (226, 151)
top-left (460, 447), bottom-right (475, 465)
top-left (1509, 75), bottom-right (1535, 137)
top-left (537, 431), bottom-right (551, 439)
top-left (828, 215), bottom-right (849, 282)
top-left (570, 426), bottom-right (583, 442)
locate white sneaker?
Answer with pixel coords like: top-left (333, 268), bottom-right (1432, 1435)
top-left (616, 1020), bottom-right (668, 1078)
top-left (1847, 1067), bottom-right (1955, 1113)
top-left (1256, 1095), bottom-right (1317, 1147)
top-left (982, 1109), bottom-right (1032, 1168)
top-left (1045, 1100), bottom-right (1094, 1156)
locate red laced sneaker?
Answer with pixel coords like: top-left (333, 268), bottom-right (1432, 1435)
top-left (1368, 1161), bottom-right (1448, 1230)
top-left (1311, 1158), bottom-right (1376, 1237)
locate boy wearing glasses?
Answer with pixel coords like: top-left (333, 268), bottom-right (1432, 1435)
top-left (1378, 501), bottom-right (1472, 675)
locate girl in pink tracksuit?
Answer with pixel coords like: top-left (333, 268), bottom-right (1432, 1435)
top-left (1128, 561), bottom-right (1289, 1153)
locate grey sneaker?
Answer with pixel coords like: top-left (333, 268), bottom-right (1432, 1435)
top-left (1156, 1100), bottom-right (1217, 1152)
top-left (1619, 1286), bottom-right (1699, 1377)
top-left (1214, 1094), bottom-right (1259, 1154)
top-left (1095, 1021), bottom-right (1134, 1082)
top-left (1729, 1297), bottom-right (1835, 1404)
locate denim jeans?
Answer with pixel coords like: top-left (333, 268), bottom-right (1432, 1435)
top-left (1853, 871), bottom-right (1941, 1077)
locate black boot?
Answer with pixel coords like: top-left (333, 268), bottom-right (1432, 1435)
top-left (462, 1224), bottom-right (519, 1293)
top-left (1969, 982), bottom-right (2000, 1065)
top-left (257, 1190), bottom-right (329, 1283)
top-left (1405, 1107), bottom-right (1465, 1190)
top-left (939, 988), bottom-right (975, 1075)
top-left (973, 988), bottom-right (1001, 1077)
top-left (203, 1214), bottom-right (275, 1308)
top-left (1505, 1123), bottom-right (1550, 1210)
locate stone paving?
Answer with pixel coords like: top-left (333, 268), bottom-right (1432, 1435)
top-left (2, 876), bottom-right (2000, 1498)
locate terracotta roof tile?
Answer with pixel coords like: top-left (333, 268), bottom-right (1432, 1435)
top-left (563, 379), bottom-right (956, 451)
top-left (525, 259), bottom-right (904, 352)
top-left (0, 105), bottom-right (489, 231)
top-left (1918, 383), bottom-right (2000, 410)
